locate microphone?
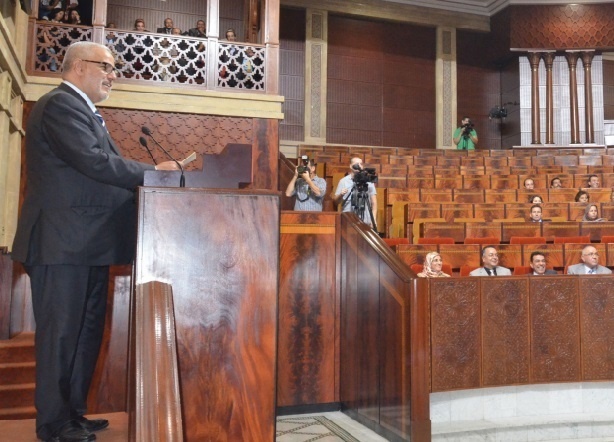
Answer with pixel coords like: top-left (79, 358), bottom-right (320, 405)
top-left (141, 126), bottom-right (185, 187)
top-left (139, 136), bottom-right (157, 165)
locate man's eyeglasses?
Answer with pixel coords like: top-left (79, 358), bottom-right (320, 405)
top-left (583, 252), bottom-right (599, 257)
top-left (81, 59), bottom-right (119, 75)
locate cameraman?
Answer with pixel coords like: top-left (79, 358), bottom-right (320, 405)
top-left (334, 157), bottom-right (377, 227)
top-left (453, 116), bottom-right (478, 150)
top-left (285, 157), bottom-right (327, 211)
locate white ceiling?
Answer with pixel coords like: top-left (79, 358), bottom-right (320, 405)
top-left (385, 0), bottom-right (614, 16)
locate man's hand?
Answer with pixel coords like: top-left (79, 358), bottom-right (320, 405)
top-left (155, 161), bottom-right (180, 170)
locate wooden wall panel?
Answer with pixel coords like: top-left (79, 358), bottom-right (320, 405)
top-left (580, 277), bottom-right (614, 380)
top-left (277, 212), bottom-right (338, 407)
top-left (529, 277), bottom-right (581, 383)
top-left (430, 278), bottom-right (481, 392)
top-left (327, 15), bottom-right (436, 148)
top-left (481, 278), bottom-right (530, 386)
top-left (279, 7), bottom-right (306, 142)
top-left (510, 4), bottom-right (614, 50)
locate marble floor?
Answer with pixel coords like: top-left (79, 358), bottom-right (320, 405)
top-left (276, 412), bottom-right (388, 442)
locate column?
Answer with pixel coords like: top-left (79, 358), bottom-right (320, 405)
top-left (205, 0), bottom-right (220, 90)
top-left (542, 52), bottom-right (555, 144)
top-left (565, 51), bottom-right (581, 144)
top-left (304, 9), bottom-right (328, 143)
top-left (527, 52), bottom-right (541, 145)
top-left (263, 0), bottom-right (280, 94)
top-left (581, 51), bottom-right (595, 144)
top-left (436, 27), bottom-right (456, 149)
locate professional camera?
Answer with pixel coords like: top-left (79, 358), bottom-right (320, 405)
top-left (462, 122), bottom-right (474, 137)
top-left (297, 155), bottom-right (310, 175)
top-left (352, 167), bottom-right (378, 192)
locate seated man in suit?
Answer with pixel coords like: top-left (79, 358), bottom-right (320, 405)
top-left (187, 19), bottom-right (206, 38)
top-left (567, 245), bottom-right (612, 274)
top-left (529, 251), bottom-right (557, 275)
top-left (469, 246), bottom-right (511, 276)
top-left (157, 17), bottom-right (174, 34)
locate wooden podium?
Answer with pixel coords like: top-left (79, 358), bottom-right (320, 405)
top-left (130, 186), bottom-right (280, 441)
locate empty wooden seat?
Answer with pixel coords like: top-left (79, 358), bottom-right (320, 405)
top-left (406, 203), bottom-right (441, 222)
top-left (436, 156), bottom-right (461, 166)
top-left (454, 189), bottom-right (485, 203)
top-left (441, 203), bottom-right (474, 222)
top-left (463, 175), bottom-right (490, 189)
top-left (501, 222), bottom-right (541, 242)
top-left (380, 164), bottom-right (408, 175)
top-left (416, 237), bottom-right (455, 245)
top-left (579, 155), bottom-right (602, 166)
top-left (383, 238), bottom-right (410, 247)
top-left (547, 187), bottom-right (577, 203)
top-left (509, 236), bottom-right (547, 245)
top-left (497, 244), bottom-right (523, 269)
top-left (602, 203), bottom-right (614, 221)
top-left (542, 222), bottom-right (581, 242)
top-left (465, 222), bottom-right (502, 241)
top-left (553, 235), bottom-right (590, 244)
top-left (580, 221), bottom-right (614, 242)
top-left (421, 222), bottom-right (465, 243)
top-left (377, 176), bottom-right (408, 189)
top-left (485, 189), bottom-right (517, 203)
top-left (555, 155), bottom-right (579, 166)
top-left (532, 156), bottom-right (555, 166)
top-left (414, 156), bottom-right (438, 166)
top-left (464, 236), bottom-right (500, 245)
top-left (388, 155), bottom-right (414, 165)
top-left (509, 157), bottom-right (532, 167)
top-left (386, 190), bottom-right (420, 204)
top-left (420, 189), bottom-right (453, 202)
top-left (439, 244), bottom-right (481, 269)
top-left (473, 204), bottom-right (505, 222)
top-left (602, 173), bottom-right (614, 188)
top-left (435, 175), bottom-right (463, 189)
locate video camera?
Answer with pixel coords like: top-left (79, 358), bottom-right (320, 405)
top-left (462, 121), bottom-right (474, 137)
top-left (352, 164), bottom-right (378, 192)
top-left (297, 155), bottom-right (310, 175)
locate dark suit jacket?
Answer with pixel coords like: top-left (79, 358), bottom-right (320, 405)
top-left (157, 27), bottom-right (173, 34)
top-left (12, 83), bottom-right (155, 266)
top-left (187, 28), bottom-right (206, 38)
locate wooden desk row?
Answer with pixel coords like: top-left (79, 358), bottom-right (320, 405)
top-left (396, 242), bottom-right (614, 270)
top-left (418, 221), bottom-right (614, 244)
top-left (385, 188), bottom-right (614, 204)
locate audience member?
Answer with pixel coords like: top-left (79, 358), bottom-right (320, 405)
top-left (285, 158), bottom-right (326, 211)
top-left (39, 0), bottom-right (62, 20)
top-left (575, 190), bottom-right (589, 203)
top-left (66, 9), bottom-right (81, 25)
top-left (334, 157), bottom-right (377, 227)
top-left (529, 204), bottom-right (543, 222)
top-left (529, 251), bottom-right (557, 275)
top-left (567, 245), bottom-right (612, 274)
top-left (417, 252), bottom-right (450, 278)
top-left (172, 27), bottom-right (182, 35)
top-left (529, 195), bottom-right (543, 204)
top-left (49, 8), bottom-right (64, 23)
top-left (157, 17), bottom-right (174, 34)
top-left (225, 28), bottom-right (237, 41)
top-left (453, 116), bottom-right (478, 150)
top-left (187, 19), bottom-right (206, 37)
top-left (587, 174), bottom-right (600, 188)
top-left (133, 18), bottom-right (147, 32)
top-left (523, 178), bottom-right (535, 190)
top-left (582, 204), bottom-right (606, 222)
top-left (469, 246), bottom-right (511, 276)
top-left (550, 177), bottom-right (562, 188)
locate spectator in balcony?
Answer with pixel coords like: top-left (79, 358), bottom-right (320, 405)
top-left (47, 8), bottom-right (64, 23)
top-left (550, 176), bottom-right (563, 188)
top-left (66, 9), bottom-right (82, 25)
top-left (582, 204), bottom-right (607, 222)
top-left (172, 27), bottom-right (182, 35)
top-left (587, 174), bottom-right (600, 188)
top-left (157, 17), bottom-right (174, 34)
top-left (567, 245), bottom-right (612, 274)
top-left (575, 190), bottom-right (589, 203)
top-left (39, 0), bottom-right (62, 20)
top-left (417, 252), bottom-right (450, 278)
top-left (529, 194), bottom-right (543, 204)
top-left (529, 251), bottom-right (557, 275)
top-left (225, 28), bottom-right (237, 41)
top-left (133, 18), bottom-right (148, 32)
top-left (469, 246), bottom-right (511, 276)
top-left (523, 178), bottom-right (535, 190)
top-left (187, 19), bottom-right (206, 38)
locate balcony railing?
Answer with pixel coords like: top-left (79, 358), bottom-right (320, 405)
top-left (31, 21), bottom-right (267, 92)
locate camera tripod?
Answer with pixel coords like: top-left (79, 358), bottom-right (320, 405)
top-left (343, 185), bottom-right (378, 232)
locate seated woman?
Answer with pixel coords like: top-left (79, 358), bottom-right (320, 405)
top-left (529, 194), bottom-right (543, 204)
top-left (582, 204), bottom-right (607, 222)
top-left (417, 252), bottom-right (450, 278)
top-left (66, 9), bottom-right (81, 25)
top-left (575, 190), bottom-right (589, 203)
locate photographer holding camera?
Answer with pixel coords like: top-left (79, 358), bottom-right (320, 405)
top-left (334, 157), bottom-right (377, 228)
top-left (453, 116), bottom-right (478, 150)
top-left (285, 156), bottom-right (327, 211)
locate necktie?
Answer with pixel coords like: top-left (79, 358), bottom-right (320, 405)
top-left (588, 268), bottom-right (595, 274)
top-left (94, 110), bottom-right (108, 132)
top-left (493, 268), bottom-right (497, 276)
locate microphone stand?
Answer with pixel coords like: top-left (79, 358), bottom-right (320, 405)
top-left (142, 127), bottom-right (185, 187)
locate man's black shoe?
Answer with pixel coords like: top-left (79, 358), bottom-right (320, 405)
top-left (45, 420), bottom-right (96, 441)
top-left (75, 416), bottom-right (109, 432)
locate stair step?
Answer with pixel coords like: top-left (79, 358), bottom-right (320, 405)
top-left (0, 362), bottom-right (35, 385)
top-left (0, 383), bottom-right (35, 409)
top-left (0, 406), bottom-right (36, 420)
top-left (0, 333), bottom-right (35, 364)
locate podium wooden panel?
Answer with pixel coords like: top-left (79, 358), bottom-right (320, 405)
top-left (132, 187), bottom-right (279, 441)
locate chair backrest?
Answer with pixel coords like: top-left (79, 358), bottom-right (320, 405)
top-left (460, 265), bottom-right (478, 276)
top-left (509, 236), bottom-right (547, 245)
top-left (416, 237), bottom-right (455, 245)
top-left (383, 238), bottom-right (410, 247)
top-left (601, 236), bottom-right (614, 243)
top-left (553, 235), bottom-right (591, 244)
top-left (410, 263), bottom-right (453, 275)
top-left (464, 237), bottom-right (500, 245)
top-left (513, 266), bottom-right (532, 275)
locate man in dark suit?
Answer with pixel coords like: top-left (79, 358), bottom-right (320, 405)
top-left (186, 19), bottom-right (206, 38)
top-left (11, 41), bottom-right (177, 442)
top-left (529, 251), bottom-right (557, 275)
top-left (156, 17), bottom-right (174, 34)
